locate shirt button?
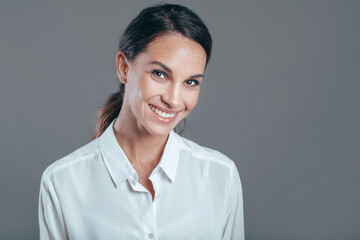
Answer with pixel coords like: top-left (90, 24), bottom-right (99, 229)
top-left (148, 233), bottom-right (154, 239)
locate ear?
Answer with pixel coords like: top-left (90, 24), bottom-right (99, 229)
top-left (116, 51), bottom-right (129, 84)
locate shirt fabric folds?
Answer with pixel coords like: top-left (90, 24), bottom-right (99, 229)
top-left (38, 119), bottom-right (244, 240)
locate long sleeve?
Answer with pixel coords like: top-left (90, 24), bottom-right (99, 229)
top-left (222, 162), bottom-right (245, 240)
top-left (38, 173), bottom-right (68, 240)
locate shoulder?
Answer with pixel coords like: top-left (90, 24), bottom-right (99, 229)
top-left (175, 134), bottom-right (242, 203)
top-left (41, 138), bottom-right (101, 181)
top-left (176, 134), bottom-right (238, 174)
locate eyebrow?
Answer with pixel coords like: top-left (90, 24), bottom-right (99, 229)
top-left (148, 61), bottom-right (204, 79)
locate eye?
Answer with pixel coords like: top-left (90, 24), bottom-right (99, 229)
top-left (152, 70), bottom-right (167, 80)
top-left (185, 79), bottom-right (200, 86)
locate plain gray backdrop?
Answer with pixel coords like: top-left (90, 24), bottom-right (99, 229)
top-left (1, 0), bottom-right (359, 239)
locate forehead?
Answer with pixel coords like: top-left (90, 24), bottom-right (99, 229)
top-left (134, 33), bottom-right (207, 74)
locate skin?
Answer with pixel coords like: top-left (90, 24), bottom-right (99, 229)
top-left (113, 33), bottom-right (207, 200)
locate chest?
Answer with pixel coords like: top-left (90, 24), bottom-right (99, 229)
top-left (62, 173), bottom-right (227, 240)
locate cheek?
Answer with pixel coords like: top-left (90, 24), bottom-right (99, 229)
top-left (184, 91), bottom-right (200, 111)
top-left (127, 73), bottom-right (148, 103)
top-left (140, 75), bottom-right (164, 100)
top-left (139, 77), bottom-right (155, 100)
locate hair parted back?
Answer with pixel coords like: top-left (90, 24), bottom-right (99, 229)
top-left (92, 3), bottom-right (212, 140)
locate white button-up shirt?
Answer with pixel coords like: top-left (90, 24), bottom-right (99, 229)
top-left (39, 119), bottom-right (244, 239)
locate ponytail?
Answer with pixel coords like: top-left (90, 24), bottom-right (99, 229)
top-left (92, 83), bottom-right (125, 140)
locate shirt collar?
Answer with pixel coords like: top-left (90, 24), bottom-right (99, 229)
top-left (99, 119), bottom-right (180, 187)
top-left (156, 129), bottom-right (180, 182)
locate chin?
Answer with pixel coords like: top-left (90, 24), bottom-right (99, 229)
top-left (148, 128), bottom-right (173, 138)
top-left (144, 123), bottom-right (176, 138)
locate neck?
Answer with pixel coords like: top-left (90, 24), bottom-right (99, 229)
top-left (113, 110), bottom-right (168, 167)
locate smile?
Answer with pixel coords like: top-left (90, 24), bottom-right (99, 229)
top-left (149, 104), bottom-right (176, 119)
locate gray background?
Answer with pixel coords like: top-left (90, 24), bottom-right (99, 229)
top-left (1, 0), bottom-right (359, 239)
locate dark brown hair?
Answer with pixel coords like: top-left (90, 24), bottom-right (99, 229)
top-left (92, 3), bottom-right (212, 140)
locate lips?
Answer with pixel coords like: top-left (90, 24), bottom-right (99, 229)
top-left (148, 104), bottom-right (179, 123)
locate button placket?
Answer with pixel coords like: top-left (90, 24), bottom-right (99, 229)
top-left (150, 173), bottom-right (160, 201)
top-left (140, 175), bottom-right (159, 240)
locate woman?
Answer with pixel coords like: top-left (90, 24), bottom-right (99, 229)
top-left (39, 4), bottom-right (244, 240)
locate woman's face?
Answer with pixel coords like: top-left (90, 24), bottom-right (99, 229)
top-left (116, 33), bottom-right (207, 137)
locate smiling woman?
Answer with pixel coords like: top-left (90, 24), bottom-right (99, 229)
top-left (115, 34), bottom-right (206, 138)
top-left (38, 3), bottom-right (244, 240)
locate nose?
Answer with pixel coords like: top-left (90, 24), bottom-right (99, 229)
top-left (161, 83), bottom-right (181, 108)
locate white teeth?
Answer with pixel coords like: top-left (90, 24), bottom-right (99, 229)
top-left (149, 104), bottom-right (175, 119)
